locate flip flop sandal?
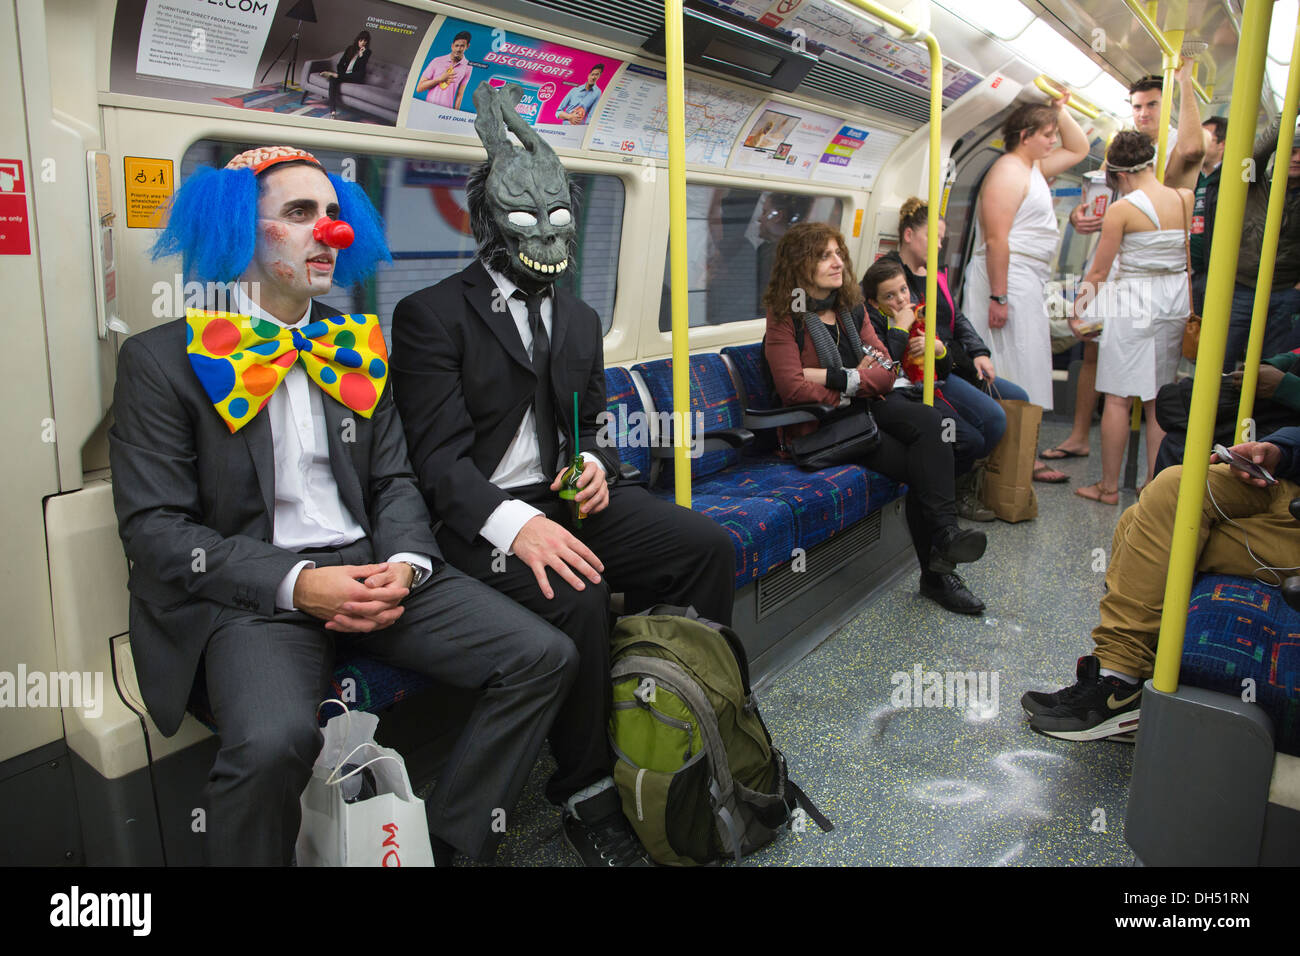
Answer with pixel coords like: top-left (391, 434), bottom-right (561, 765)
top-left (1074, 482), bottom-right (1119, 504)
top-left (1032, 464), bottom-right (1070, 483)
top-left (1040, 446), bottom-right (1089, 459)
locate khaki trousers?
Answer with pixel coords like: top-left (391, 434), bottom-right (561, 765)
top-left (1094, 464), bottom-right (1300, 677)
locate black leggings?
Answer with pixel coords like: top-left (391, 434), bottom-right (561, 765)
top-left (860, 390), bottom-right (959, 567)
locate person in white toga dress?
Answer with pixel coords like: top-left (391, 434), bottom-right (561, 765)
top-left (1070, 131), bottom-right (1193, 504)
top-left (962, 97), bottom-right (1091, 482)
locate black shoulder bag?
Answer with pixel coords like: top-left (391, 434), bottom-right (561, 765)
top-left (787, 305), bottom-right (882, 469)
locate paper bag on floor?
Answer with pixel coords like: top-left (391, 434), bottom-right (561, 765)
top-left (296, 701), bottom-right (434, 867)
top-left (981, 399), bottom-right (1041, 523)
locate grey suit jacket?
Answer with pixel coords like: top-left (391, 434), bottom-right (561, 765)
top-left (108, 300), bottom-right (441, 736)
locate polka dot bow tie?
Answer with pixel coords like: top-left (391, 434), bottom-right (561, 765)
top-left (185, 310), bottom-right (388, 433)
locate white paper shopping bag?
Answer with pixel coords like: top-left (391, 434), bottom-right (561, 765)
top-left (296, 700), bottom-right (434, 867)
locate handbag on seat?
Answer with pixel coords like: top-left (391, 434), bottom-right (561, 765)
top-left (788, 403), bottom-right (880, 468)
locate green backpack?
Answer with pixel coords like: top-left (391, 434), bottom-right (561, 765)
top-left (609, 606), bottom-right (831, 866)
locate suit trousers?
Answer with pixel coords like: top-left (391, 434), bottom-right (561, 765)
top-left (201, 543), bottom-right (577, 865)
top-left (1093, 464), bottom-right (1300, 677)
top-left (436, 482), bottom-right (736, 804)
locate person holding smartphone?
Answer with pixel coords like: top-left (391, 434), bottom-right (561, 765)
top-left (1021, 426), bottom-right (1300, 742)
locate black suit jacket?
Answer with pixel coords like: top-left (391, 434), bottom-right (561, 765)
top-left (108, 300), bottom-right (440, 736)
top-left (390, 260), bottom-right (617, 546)
top-left (334, 48), bottom-right (370, 83)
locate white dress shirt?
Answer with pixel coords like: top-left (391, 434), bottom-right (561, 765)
top-left (478, 265), bottom-right (605, 555)
top-left (231, 289), bottom-right (431, 609)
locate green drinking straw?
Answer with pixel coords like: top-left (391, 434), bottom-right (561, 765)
top-left (574, 391), bottom-right (579, 452)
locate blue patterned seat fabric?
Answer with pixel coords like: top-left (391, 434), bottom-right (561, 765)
top-left (632, 354), bottom-right (745, 486)
top-left (602, 367), bottom-right (651, 478)
top-left (602, 353), bottom-right (904, 586)
top-left (721, 343), bottom-right (780, 456)
top-left (1181, 574), bottom-right (1300, 756)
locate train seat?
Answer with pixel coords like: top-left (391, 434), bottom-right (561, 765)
top-left (603, 365), bottom-right (797, 585)
top-left (1126, 572), bottom-right (1300, 865)
top-left (719, 343), bottom-right (780, 455)
top-left (630, 353), bottom-right (904, 554)
top-left (1181, 574), bottom-right (1300, 757)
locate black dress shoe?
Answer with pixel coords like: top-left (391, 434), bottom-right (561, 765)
top-left (928, 525), bottom-right (987, 574)
top-left (920, 571), bottom-right (985, 614)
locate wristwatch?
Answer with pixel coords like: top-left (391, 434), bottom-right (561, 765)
top-left (400, 561), bottom-right (425, 587)
top-left (989, 294), bottom-right (1008, 305)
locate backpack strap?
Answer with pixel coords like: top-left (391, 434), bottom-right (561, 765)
top-left (786, 779), bottom-right (834, 833)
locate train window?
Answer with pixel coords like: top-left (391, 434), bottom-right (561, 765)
top-left (657, 186), bottom-right (844, 330)
top-left (179, 141), bottom-right (625, 335)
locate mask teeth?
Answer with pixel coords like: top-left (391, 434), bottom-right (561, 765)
top-left (519, 251), bottom-right (569, 274)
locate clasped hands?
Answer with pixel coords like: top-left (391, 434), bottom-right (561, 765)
top-left (294, 561), bottom-right (415, 633)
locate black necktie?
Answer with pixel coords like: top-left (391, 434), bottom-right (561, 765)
top-left (515, 289), bottom-right (559, 474)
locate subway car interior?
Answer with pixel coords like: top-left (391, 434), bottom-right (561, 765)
top-left (2, 0), bottom-right (1298, 873)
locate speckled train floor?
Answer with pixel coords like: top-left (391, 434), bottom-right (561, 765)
top-left (455, 418), bottom-right (1147, 866)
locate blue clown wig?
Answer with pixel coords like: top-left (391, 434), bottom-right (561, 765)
top-left (150, 164), bottom-right (392, 287)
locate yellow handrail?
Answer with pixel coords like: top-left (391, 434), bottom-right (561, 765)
top-left (1034, 76), bottom-right (1101, 119)
top-left (838, 0), bottom-right (943, 406)
top-left (665, 0), bottom-right (691, 507)
top-left (662, 0), bottom-right (943, 503)
top-left (1155, 29), bottom-right (1180, 179)
top-left (1235, 13), bottom-right (1300, 443)
top-left (1121, 0), bottom-right (1214, 104)
top-left (1151, 0), bottom-right (1273, 694)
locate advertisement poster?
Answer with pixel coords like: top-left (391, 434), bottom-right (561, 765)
top-left (136, 0), bottom-right (275, 89)
top-left (405, 18), bottom-right (624, 149)
top-left (730, 101), bottom-right (839, 179)
top-left (589, 64), bottom-right (762, 167)
top-left (810, 123), bottom-right (905, 189)
top-left (111, 0), bottom-right (434, 126)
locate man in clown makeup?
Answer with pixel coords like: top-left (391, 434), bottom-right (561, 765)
top-left (109, 146), bottom-right (577, 866)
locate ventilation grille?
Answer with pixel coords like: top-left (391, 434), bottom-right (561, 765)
top-left (757, 509), bottom-right (884, 618)
top-left (513, 0), bottom-right (666, 41)
top-left (513, 0), bottom-right (928, 127)
top-left (798, 61), bottom-right (930, 125)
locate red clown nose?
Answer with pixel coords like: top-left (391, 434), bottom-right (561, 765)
top-left (313, 217), bottom-right (355, 249)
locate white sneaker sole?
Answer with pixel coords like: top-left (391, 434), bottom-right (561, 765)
top-left (1031, 710), bottom-right (1140, 742)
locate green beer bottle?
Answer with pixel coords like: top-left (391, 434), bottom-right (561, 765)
top-left (558, 453), bottom-right (585, 527)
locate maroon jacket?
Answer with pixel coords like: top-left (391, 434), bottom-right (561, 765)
top-left (764, 307), bottom-right (895, 443)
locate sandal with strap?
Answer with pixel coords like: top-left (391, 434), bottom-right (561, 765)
top-left (1074, 482), bottom-right (1119, 505)
top-left (1032, 462), bottom-right (1069, 483)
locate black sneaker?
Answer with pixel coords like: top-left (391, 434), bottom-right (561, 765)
top-left (562, 788), bottom-right (651, 867)
top-left (928, 525), bottom-right (987, 574)
top-left (1021, 656), bottom-right (1093, 716)
top-left (1026, 655), bottom-right (1142, 741)
top-left (919, 571), bottom-right (985, 614)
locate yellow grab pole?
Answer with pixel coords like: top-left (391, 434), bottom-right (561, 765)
top-left (1152, 0), bottom-right (1272, 694)
top-left (1122, 0), bottom-right (1213, 103)
top-left (839, 0), bottom-right (942, 406)
top-left (665, 0), bottom-right (691, 508)
top-left (1155, 30), bottom-right (1181, 180)
top-left (1236, 10), bottom-right (1300, 443)
top-left (1034, 76), bottom-right (1101, 119)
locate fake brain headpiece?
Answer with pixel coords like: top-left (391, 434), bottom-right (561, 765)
top-left (151, 144), bottom-right (391, 286)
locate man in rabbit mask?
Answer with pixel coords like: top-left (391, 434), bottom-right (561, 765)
top-left (392, 84), bottom-right (735, 867)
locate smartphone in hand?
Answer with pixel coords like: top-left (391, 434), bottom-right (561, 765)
top-left (1213, 444), bottom-right (1278, 485)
